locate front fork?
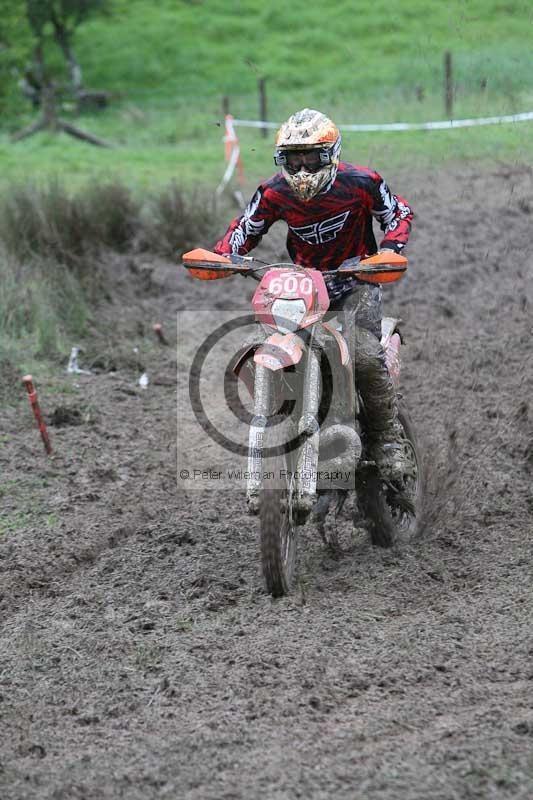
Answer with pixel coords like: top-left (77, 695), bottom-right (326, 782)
top-left (294, 342), bottom-right (321, 508)
top-left (246, 328), bottom-right (322, 510)
top-left (246, 364), bottom-right (272, 500)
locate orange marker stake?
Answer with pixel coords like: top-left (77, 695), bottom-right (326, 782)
top-left (22, 375), bottom-right (52, 455)
top-left (153, 323), bottom-right (169, 346)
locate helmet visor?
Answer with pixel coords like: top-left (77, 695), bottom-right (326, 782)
top-left (277, 149), bottom-right (326, 175)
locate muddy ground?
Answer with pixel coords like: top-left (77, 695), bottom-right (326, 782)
top-left (1, 165), bottom-right (533, 799)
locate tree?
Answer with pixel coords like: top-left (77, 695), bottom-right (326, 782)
top-left (10, 0), bottom-right (113, 146)
top-left (26, 0), bottom-right (111, 95)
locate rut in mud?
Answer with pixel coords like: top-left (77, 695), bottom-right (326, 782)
top-left (1, 166), bottom-right (532, 800)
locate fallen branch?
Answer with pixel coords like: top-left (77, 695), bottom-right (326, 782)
top-left (11, 87), bottom-right (113, 148)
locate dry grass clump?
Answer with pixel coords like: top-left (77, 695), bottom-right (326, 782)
top-left (0, 248), bottom-right (88, 361)
top-left (0, 178), bottom-right (219, 363)
top-left (0, 181), bottom-right (141, 270)
top-left (0, 179), bottom-right (217, 266)
top-left (140, 181), bottom-right (217, 257)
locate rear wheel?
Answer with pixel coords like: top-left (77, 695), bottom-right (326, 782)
top-left (357, 403), bottom-right (423, 547)
top-left (260, 419), bottom-right (297, 597)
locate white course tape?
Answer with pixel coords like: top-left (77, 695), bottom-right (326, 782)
top-left (218, 110), bottom-right (533, 202)
top-left (232, 110), bottom-right (533, 133)
top-left (216, 141), bottom-right (241, 196)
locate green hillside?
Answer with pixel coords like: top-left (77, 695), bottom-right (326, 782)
top-left (76, 0), bottom-right (533, 108)
top-left (2, 0), bottom-right (533, 189)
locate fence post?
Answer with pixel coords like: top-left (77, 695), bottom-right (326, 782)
top-left (444, 51), bottom-right (453, 118)
top-left (222, 95), bottom-right (230, 117)
top-left (258, 78), bottom-right (267, 138)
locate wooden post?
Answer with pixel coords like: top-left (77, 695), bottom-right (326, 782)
top-left (444, 51), bottom-right (453, 119)
top-left (222, 95), bottom-right (230, 116)
top-left (22, 375), bottom-right (52, 455)
top-left (258, 78), bottom-right (267, 138)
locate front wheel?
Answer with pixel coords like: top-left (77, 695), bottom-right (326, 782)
top-left (260, 419), bottom-right (297, 597)
top-left (357, 402), bottom-right (424, 548)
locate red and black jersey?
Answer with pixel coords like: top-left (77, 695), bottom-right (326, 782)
top-left (214, 163), bottom-right (413, 278)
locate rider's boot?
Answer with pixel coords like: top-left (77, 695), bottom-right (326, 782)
top-left (352, 329), bottom-right (408, 482)
top-left (366, 415), bottom-right (407, 482)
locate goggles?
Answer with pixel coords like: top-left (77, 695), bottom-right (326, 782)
top-left (274, 148), bottom-right (331, 175)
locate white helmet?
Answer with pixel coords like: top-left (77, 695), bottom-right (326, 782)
top-left (274, 108), bottom-right (341, 201)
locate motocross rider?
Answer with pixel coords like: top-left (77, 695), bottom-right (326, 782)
top-left (214, 108), bottom-right (413, 480)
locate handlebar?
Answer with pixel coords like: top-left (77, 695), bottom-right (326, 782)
top-left (209, 253), bottom-right (404, 276)
top-left (181, 248), bottom-right (407, 284)
top-left (227, 254), bottom-right (351, 277)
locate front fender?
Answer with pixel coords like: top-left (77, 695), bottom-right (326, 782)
top-left (230, 340), bottom-right (263, 399)
top-left (321, 321), bottom-right (350, 366)
top-left (254, 332), bottom-right (304, 371)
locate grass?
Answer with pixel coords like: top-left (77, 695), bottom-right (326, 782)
top-left (0, 509), bottom-right (59, 537)
top-left (0, 0), bottom-right (532, 192)
top-left (0, 180), bottom-right (133, 372)
top-left (1, 104), bottom-right (532, 195)
top-left (0, 178), bottom-right (218, 376)
top-left (73, 0), bottom-right (533, 105)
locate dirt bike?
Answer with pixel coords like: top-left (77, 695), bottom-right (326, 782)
top-left (182, 248), bottom-right (423, 597)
